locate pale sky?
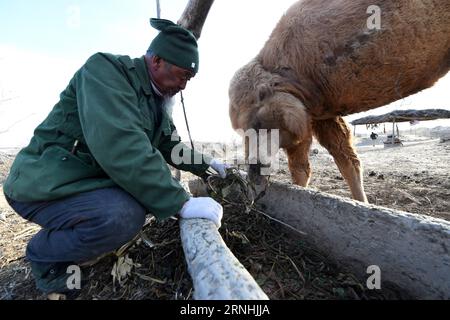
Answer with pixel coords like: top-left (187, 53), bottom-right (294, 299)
top-left (0, 0), bottom-right (449, 149)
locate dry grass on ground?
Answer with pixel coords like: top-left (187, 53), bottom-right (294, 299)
top-left (0, 137), bottom-right (447, 300)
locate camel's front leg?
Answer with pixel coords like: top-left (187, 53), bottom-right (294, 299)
top-left (313, 117), bottom-right (368, 203)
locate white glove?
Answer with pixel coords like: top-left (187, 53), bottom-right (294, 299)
top-left (179, 197), bottom-right (224, 228)
top-left (210, 159), bottom-right (230, 179)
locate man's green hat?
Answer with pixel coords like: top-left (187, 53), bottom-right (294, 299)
top-left (148, 18), bottom-right (199, 74)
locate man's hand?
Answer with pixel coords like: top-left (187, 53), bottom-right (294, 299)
top-left (179, 197), bottom-right (223, 228)
top-left (209, 159), bottom-right (230, 179)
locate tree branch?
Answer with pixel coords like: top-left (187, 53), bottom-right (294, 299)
top-left (178, 0), bottom-right (215, 40)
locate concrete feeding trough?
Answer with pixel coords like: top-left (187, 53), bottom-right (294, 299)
top-left (187, 179), bottom-right (450, 299)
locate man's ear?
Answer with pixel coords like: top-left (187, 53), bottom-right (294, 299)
top-left (150, 55), bottom-right (163, 70)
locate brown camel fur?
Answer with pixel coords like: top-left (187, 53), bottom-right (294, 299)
top-left (229, 0), bottom-right (450, 203)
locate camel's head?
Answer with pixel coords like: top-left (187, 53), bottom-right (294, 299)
top-left (229, 60), bottom-right (310, 186)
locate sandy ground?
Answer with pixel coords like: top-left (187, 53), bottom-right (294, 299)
top-left (278, 135), bottom-right (450, 221)
top-left (0, 135), bottom-right (448, 300)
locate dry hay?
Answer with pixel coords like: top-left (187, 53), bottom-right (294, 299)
top-left (1, 204), bottom-right (407, 300)
top-left (2, 138), bottom-right (449, 300)
top-left (0, 170), bottom-right (409, 300)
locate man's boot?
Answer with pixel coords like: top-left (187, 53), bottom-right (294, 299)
top-left (30, 261), bottom-right (83, 300)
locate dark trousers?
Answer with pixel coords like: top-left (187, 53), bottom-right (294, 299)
top-left (5, 187), bottom-right (147, 264)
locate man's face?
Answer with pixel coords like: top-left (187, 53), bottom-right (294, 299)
top-left (147, 55), bottom-right (194, 97)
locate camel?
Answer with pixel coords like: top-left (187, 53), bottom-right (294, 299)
top-left (229, 0), bottom-right (450, 202)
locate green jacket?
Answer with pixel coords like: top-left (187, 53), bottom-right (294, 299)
top-left (4, 53), bottom-right (211, 220)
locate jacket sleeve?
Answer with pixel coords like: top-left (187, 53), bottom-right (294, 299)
top-left (75, 53), bottom-right (190, 220)
top-left (158, 122), bottom-right (212, 178)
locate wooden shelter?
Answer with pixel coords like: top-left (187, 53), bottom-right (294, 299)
top-left (351, 109), bottom-right (450, 146)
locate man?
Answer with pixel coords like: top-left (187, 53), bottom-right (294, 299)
top-left (3, 18), bottom-right (228, 297)
top-left (370, 132), bottom-right (379, 147)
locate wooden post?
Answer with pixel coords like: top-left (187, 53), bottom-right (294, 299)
top-left (180, 219), bottom-right (269, 300)
top-left (178, 0), bottom-right (215, 39)
top-left (156, 0), bottom-right (161, 19)
top-left (392, 119), bottom-right (396, 144)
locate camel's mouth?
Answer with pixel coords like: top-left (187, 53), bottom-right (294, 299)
top-left (248, 163), bottom-right (270, 186)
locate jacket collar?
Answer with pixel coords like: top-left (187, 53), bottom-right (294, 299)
top-left (134, 56), bottom-right (153, 96)
top-left (150, 79), bottom-right (164, 97)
